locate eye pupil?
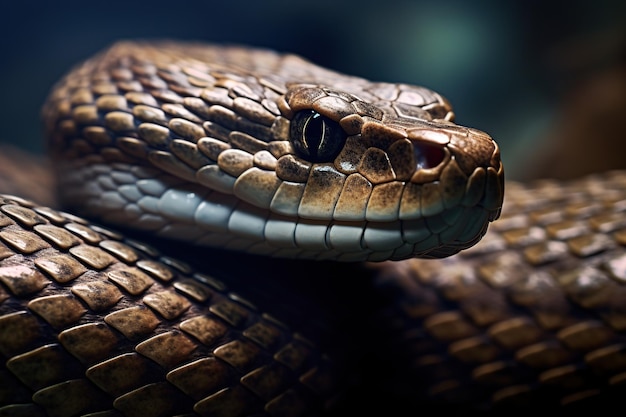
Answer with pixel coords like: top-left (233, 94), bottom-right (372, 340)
top-left (302, 113), bottom-right (324, 150)
top-left (290, 110), bottom-right (346, 162)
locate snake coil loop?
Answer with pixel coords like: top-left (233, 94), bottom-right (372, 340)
top-left (1, 40), bottom-right (625, 417)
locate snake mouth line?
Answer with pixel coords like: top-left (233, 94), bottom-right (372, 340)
top-left (55, 159), bottom-right (496, 262)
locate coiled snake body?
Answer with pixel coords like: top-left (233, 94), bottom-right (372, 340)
top-left (0, 41), bottom-right (624, 416)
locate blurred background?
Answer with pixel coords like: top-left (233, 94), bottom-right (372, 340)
top-left (0, 0), bottom-right (624, 180)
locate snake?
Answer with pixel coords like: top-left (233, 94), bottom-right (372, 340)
top-left (0, 40), bottom-right (624, 416)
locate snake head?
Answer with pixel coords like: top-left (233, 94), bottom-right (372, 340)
top-left (45, 42), bottom-right (504, 262)
top-left (264, 84), bottom-right (504, 260)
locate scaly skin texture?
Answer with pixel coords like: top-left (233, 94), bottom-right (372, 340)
top-left (43, 41), bottom-right (503, 262)
top-left (1, 172), bottom-right (626, 416)
top-left (2, 41), bottom-right (625, 416)
top-left (0, 194), bottom-right (349, 417)
top-left (371, 171), bottom-right (626, 413)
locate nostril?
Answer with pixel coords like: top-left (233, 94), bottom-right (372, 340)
top-left (414, 142), bottom-right (445, 170)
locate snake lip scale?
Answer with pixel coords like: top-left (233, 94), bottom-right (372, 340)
top-left (4, 40), bottom-right (625, 416)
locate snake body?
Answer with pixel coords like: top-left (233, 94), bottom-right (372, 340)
top-left (0, 41), bottom-right (624, 416)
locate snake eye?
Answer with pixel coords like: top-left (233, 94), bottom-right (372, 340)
top-left (290, 110), bottom-right (346, 162)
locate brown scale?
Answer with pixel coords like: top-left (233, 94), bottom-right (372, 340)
top-left (371, 171), bottom-right (626, 413)
top-left (0, 195), bottom-right (339, 417)
top-left (4, 40), bottom-right (626, 416)
top-left (2, 172), bottom-right (626, 415)
top-left (43, 41), bottom-right (503, 261)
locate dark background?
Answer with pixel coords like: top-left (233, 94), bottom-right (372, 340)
top-left (0, 0), bottom-right (624, 179)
